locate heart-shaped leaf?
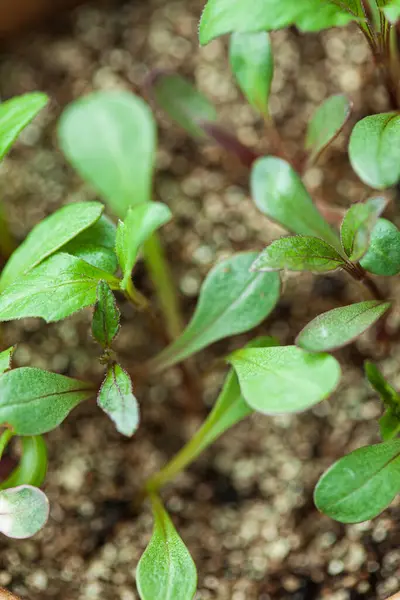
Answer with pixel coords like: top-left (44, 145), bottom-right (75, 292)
top-left (0, 202), bottom-right (104, 291)
top-left (137, 495), bottom-right (197, 600)
top-left (360, 218), bottom-right (400, 276)
top-left (229, 32), bottom-right (273, 117)
top-left (314, 439), bottom-right (400, 522)
top-left (306, 94), bottom-right (351, 163)
top-left (0, 485), bottom-right (49, 539)
top-left (0, 253), bottom-right (118, 323)
top-left (58, 91), bottom-right (156, 219)
top-left (92, 281), bottom-right (120, 349)
top-left (0, 93), bottom-right (48, 161)
top-left (0, 436), bottom-right (48, 490)
top-left (229, 345), bottom-right (341, 414)
top-left (0, 347), bottom-right (15, 376)
top-left (296, 301), bottom-right (390, 352)
top-left (0, 367), bottom-right (94, 435)
top-left (251, 157), bottom-right (341, 249)
top-left (116, 202), bottom-right (172, 290)
top-left (150, 253), bottom-right (280, 372)
top-left (98, 363), bottom-right (139, 437)
top-left (63, 215), bottom-right (118, 274)
top-left (340, 197), bottom-right (387, 261)
top-left (252, 235), bottom-right (345, 273)
top-left (349, 113), bottom-right (400, 189)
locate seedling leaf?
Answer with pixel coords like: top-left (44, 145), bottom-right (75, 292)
top-left (0, 92), bottom-right (48, 161)
top-left (306, 94), bottom-right (351, 163)
top-left (340, 197), bottom-right (387, 261)
top-left (98, 363), bottom-right (139, 437)
top-left (383, 0), bottom-right (400, 22)
top-left (0, 485), bottom-right (49, 539)
top-left (365, 361), bottom-right (400, 412)
top-left (92, 281), bottom-right (120, 349)
top-left (360, 218), bottom-right (400, 276)
top-left (379, 410), bottom-right (400, 441)
top-left (63, 215), bottom-right (118, 274)
top-left (0, 347), bottom-right (15, 375)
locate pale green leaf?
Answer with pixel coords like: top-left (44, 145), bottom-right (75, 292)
top-left (0, 92), bottom-right (48, 160)
top-left (98, 363), bottom-right (139, 437)
top-left (383, 0), bottom-right (400, 22)
top-left (296, 301), bottom-right (390, 352)
top-left (0, 436), bottom-right (48, 490)
top-left (0, 485), bottom-right (49, 539)
top-left (92, 281), bottom-right (120, 349)
top-left (137, 495), bottom-right (197, 600)
top-left (0, 347), bottom-right (15, 375)
top-left (340, 197), bottom-right (387, 261)
top-left (0, 202), bottom-right (104, 291)
top-left (314, 439), bottom-right (400, 522)
top-left (306, 94), bottom-right (351, 163)
top-left (360, 218), bottom-right (400, 276)
top-left (229, 345), bottom-right (341, 414)
top-left (58, 91), bottom-right (156, 218)
top-left (63, 214), bottom-right (118, 274)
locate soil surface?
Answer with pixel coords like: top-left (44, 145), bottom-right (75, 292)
top-left (0, 1), bottom-right (400, 599)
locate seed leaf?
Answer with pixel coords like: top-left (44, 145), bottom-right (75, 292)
top-left (58, 91), bottom-right (156, 219)
top-left (199, 0), bottom-right (356, 45)
top-left (252, 235), bottom-right (345, 273)
top-left (296, 301), bottom-right (390, 352)
top-left (349, 113), bottom-right (400, 189)
top-left (64, 215), bottom-right (118, 274)
top-left (0, 202), bottom-right (104, 291)
top-left (0, 436), bottom-right (48, 490)
top-left (0, 485), bottom-right (49, 539)
top-left (116, 203), bottom-right (172, 290)
top-left (229, 32), bottom-right (273, 117)
top-left (360, 218), bottom-right (400, 276)
top-left (150, 253), bottom-right (280, 372)
top-left (137, 495), bottom-right (197, 600)
top-left (0, 253), bottom-right (118, 323)
top-left (0, 92), bottom-right (48, 161)
top-left (340, 197), bottom-right (387, 261)
top-left (150, 72), bottom-right (217, 138)
top-left (92, 281), bottom-right (120, 349)
top-left (98, 364), bottom-right (139, 437)
top-left (251, 157), bottom-right (341, 249)
top-left (383, 0), bottom-right (400, 23)
top-left (0, 347), bottom-right (15, 375)
top-left (306, 95), bottom-right (351, 163)
top-left (229, 345), bottom-right (341, 414)
top-left (0, 367), bottom-right (94, 435)
top-left (314, 439), bottom-right (400, 522)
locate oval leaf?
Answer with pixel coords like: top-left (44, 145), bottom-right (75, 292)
top-left (0, 436), bottom-right (48, 490)
top-left (252, 235), bottom-right (345, 273)
top-left (229, 345), bottom-right (341, 414)
top-left (0, 347), bottom-right (15, 376)
top-left (340, 197), bottom-right (387, 261)
top-left (229, 32), bottom-right (273, 117)
top-left (92, 281), bottom-right (120, 349)
top-left (150, 253), bottom-right (280, 372)
top-left (0, 202), bottom-right (104, 291)
top-left (0, 485), bottom-right (49, 539)
top-left (360, 218), bottom-right (400, 276)
top-left (0, 93), bottom-right (48, 161)
top-left (58, 91), bottom-right (156, 219)
top-left (314, 439), bottom-right (400, 523)
top-left (0, 367), bottom-right (94, 435)
top-left (306, 95), bottom-right (351, 163)
top-left (98, 363), bottom-right (139, 437)
top-left (296, 301), bottom-right (390, 352)
top-left (63, 215), bottom-right (118, 274)
top-left (251, 157), bottom-right (341, 249)
top-left (349, 113), bottom-right (400, 189)
top-left (137, 495), bottom-right (197, 600)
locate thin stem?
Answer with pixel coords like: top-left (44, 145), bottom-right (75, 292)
top-left (124, 278), bottom-right (150, 311)
top-left (344, 262), bottom-right (384, 301)
top-left (0, 430), bottom-right (14, 461)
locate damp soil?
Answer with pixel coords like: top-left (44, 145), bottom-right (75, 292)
top-left (0, 1), bottom-right (400, 598)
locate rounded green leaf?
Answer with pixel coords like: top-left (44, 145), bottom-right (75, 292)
top-left (58, 91), bottom-right (156, 218)
top-left (314, 440), bottom-right (400, 523)
top-left (306, 94), bottom-right (351, 163)
top-left (0, 485), bottom-right (49, 539)
top-left (349, 113), bottom-right (400, 189)
top-left (97, 364), bottom-right (139, 437)
top-left (0, 92), bottom-right (48, 161)
top-left (63, 215), bottom-right (118, 274)
top-left (360, 218), bottom-right (400, 276)
top-left (340, 197), bottom-right (387, 261)
top-left (0, 436), bottom-right (48, 490)
top-left (229, 32), bottom-right (273, 117)
top-left (250, 157), bottom-right (341, 250)
top-left (384, 0), bottom-right (400, 22)
top-left (229, 345), bottom-right (341, 414)
top-left (150, 252), bottom-right (280, 372)
top-left (296, 301), bottom-right (391, 352)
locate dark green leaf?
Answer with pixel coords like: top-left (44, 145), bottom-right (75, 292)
top-left (98, 363), bottom-right (139, 437)
top-left (0, 92), bottom-right (48, 161)
top-left (116, 203), bottom-right (172, 290)
top-left (0, 202), bottom-right (104, 291)
top-left (58, 91), bottom-right (156, 219)
top-left (151, 72), bottom-right (217, 138)
top-left (349, 113), bottom-right (400, 189)
top-left (0, 253), bottom-right (118, 323)
top-left (137, 494), bottom-right (197, 600)
top-left (150, 253), bottom-right (280, 372)
top-left (306, 94), bottom-right (351, 163)
top-left (92, 281), bottom-right (120, 349)
top-left (229, 32), bottom-right (273, 117)
top-left (0, 436), bottom-right (48, 490)
top-left (252, 235), bottom-right (345, 273)
top-left (251, 157), bottom-right (341, 249)
top-left (340, 197), bottom-right (387, 261)
top-left (360, 218), bottom-right (400, 276)
top-left (314, 439), bottom-right (400, 522)
top-left (0, 485), bottom-right (49, 539)
top-left (63, 215), bottom-right (118, 274)
top-left (229, 345), bottom-right (341, 414)
top-left (0, 367), bottom-right (94, 435)
top-left (296, 301), bottom-right (391, 352)
top-left (0, 347), bottom-right (15, 375)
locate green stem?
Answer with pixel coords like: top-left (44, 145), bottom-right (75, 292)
top-left (124, 278), bottom-right (150, 311)
top-left (0, 204), bottom-right (16, 260)
top-left (0, 430), bottom-right (14, 460)
top-left (143, 232), bottom-right (184, 340)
